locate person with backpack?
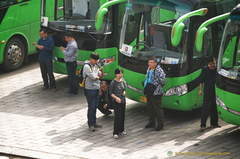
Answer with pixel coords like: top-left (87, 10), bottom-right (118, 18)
top-left (83, 53), bottom-right (103, 131)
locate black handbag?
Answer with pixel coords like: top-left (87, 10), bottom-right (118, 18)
top-left (144, 83), bottom-right (156, 96)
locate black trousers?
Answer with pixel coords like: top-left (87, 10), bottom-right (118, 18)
top-left (66, 61), bottom-right (78, 95)
top-left (39, 60), bottom-right (56, 89)
top-left (113, 102), bottom-right (126, 135)
top-left (200, 92), bottom-right (218, 127)
top-left (98, 101), bottom-right (112, 115)
top-left (146, 95), bottom-right (164, 127)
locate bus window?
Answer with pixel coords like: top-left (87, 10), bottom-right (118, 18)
top-left (0, 0), bottom-right (18, 7)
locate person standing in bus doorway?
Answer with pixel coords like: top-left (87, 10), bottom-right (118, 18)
top-left (144, 57), bottom-right (166, 131)
top-left (83, 53), bottom-right (103, 131)
top-left (199, 56), bottom-right (221, 132)
top-left (36, 28), bottom-right (56, 92)
top-left (109, 68), bottom-right (127, 139)
top-left (60, 32), bottom-right (78, 96)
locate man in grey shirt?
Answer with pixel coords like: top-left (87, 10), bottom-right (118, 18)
top-left (83, 53), bottom-right (103, 131)
top-left (60, 32), bottom-right (78, 96)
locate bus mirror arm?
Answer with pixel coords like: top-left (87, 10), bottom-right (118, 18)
top-left (95, 0), bottom-right (128, 31)
top-left (195, 12), bottom-right (230, 52)
top-left (171, 8), bottom-right (208, 47)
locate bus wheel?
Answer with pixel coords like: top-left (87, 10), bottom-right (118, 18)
top-left (2, 38), bottom-right (25, 71)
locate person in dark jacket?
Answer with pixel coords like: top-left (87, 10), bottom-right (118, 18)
top-left (98, 81), bottom-right (113, 116)
top-left (36, 28), bottom-right (56, 92)
top-left (199, 56), bottom-right (221, 132)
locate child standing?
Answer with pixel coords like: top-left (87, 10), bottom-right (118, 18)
top-left (109, 68), bottom-right (127, 139)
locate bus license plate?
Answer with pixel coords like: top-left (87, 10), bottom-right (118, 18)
top-left (140, 96), bottom-right (147, 103)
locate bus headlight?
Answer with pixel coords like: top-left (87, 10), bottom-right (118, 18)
top-left (165, 84), bottom-right (188, 96)
top-left (216, 96), bottom-right (227, 110)
top-left (98, 56), bottom-right (115, 67)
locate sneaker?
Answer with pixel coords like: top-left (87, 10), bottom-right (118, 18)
top-left (200, 127), bottom-right (205, 132)
top-left (119, 131), bottom-right (127, 135)
top-left (155, 126), bottom-right (163, 131)
top-left (89, 126), bottom-right (95, 131)
top-left (94, 124), bottom-right (102, 128)
top-left (113, 134), bottom-right (118, 139)
top-left (210, 125), bottom-right (221, 128)
top-left (145, 123), bottom-right (155, 129)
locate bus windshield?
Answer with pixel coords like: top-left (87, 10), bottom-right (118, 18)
top-left (119, 0), bottom-right (191, 65)
top-left (49, 0), bottom-right (106, 34)
top-left (218, 18), bottom-right (240, 80)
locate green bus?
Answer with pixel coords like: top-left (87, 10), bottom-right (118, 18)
top-left (0, 0), bottom-right (60, 71)
top-left (215, 4), bottom-right (240, 126)
top-left (195, 4), bottom-right (240, 125)
top-left (116, 0), bottom-right (240, 111)
top-left (47, 0), bottom-right (126, 80)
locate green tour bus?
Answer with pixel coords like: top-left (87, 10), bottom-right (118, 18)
top-left (47, 0), bottom-right (126, 80)
top-left (216, 4), bottom-right (240, 126)
top-left (116, 0), bottom-right (240, 111)
top-left (0, 0), bottom-right (62, 71)
top-left (195, 4), bottom-right (240, 125)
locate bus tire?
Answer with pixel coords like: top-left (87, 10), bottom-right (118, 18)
top-left (2, 38), bottom-right (25, 71)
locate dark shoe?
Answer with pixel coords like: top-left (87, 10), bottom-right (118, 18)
top-left (64, 92), bottom-right (77, 97)
top-left (89, 126), bottom-right (95, 131)
top-left (94, 124), bottom-right (102, 128)
top-left (210, 125), bottom-right (221, 128)
top-left (200, 127), bottom-right (205, 132)
top-left (43, 86), bottom-right (49, 90)
top-left (104, 111), bottom-right (112, 116)
top-left (51, 88), bottom-right (57, 92)
top-left (155, 126), bottom-right (163, 131)
top-left (145, 123), bottom-right (155, 129)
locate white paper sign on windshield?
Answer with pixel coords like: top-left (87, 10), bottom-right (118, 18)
top-left (121, 44), bottom-right (133, 57)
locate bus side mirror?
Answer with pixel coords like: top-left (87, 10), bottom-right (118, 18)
top-left (171, 8), bottom-right (208, 47)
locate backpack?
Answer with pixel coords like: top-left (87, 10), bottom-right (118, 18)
top-left (77, 63), bottom-right (92, 87)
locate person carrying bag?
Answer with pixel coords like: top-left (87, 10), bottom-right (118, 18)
top-left (143, 57), bottom-right (166, 131)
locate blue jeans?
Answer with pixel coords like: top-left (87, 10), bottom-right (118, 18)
top-left (66, 61), bottom-right (78, 95)
top-left (39, 60), bottom-right (56, 88)
top-left (85, 89), bottom-right (100, 127)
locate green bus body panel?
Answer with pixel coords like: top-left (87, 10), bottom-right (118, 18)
top-left (0, 1), bottom-right (41, 64)
top-left (216, 88), bottom-right (240, 126)
top-left (121, 67), bottom-right (203, 111)
top-left (53, 47), bottom-right (119, 80)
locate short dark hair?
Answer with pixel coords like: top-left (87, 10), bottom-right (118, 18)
top-left (148, 57), bottom-right (157, 62)
top-left (207, 56), bottom-right (216, 63)
top-left (115, 68), bottom-right (123, 74)
top-left (90, 52), bottom-right (99, 60)
top-left (100, 81), bottom-right (108, 85)
top-left (39, 28), bottom-right (47, 33)
top-left (65, 32), bottom-right (73, 38)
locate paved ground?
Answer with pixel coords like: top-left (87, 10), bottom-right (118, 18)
top-left (0, 55), bottom-right (239, 159)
